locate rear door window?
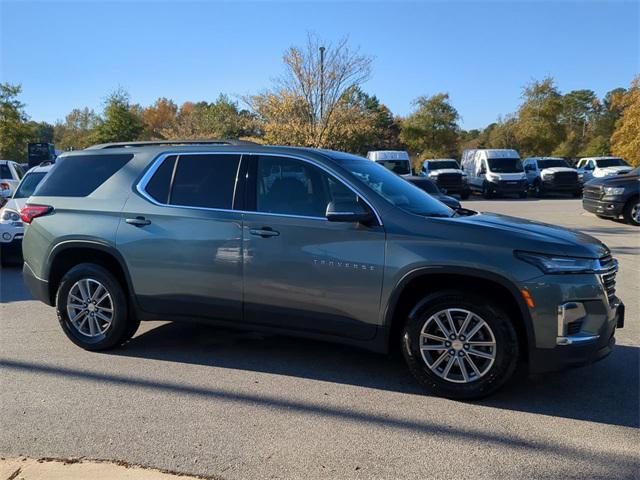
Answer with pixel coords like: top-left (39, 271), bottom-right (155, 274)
top-left (35, 154), bottom-right (134, 197)
top-left (169, 154), bottom-right (241, 209)
top-left (145, 155), bottom-right (177, 204)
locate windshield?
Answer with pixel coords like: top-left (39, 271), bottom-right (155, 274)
top-left (487, 157), bottom-right (523, 173)
top-left (595, 158), bottom-right (629, 168)
top-left (13, 172), bottom-right (47, 198)
top-left (333, 155), bottom-right (453, 217)
top-left (537, 159), bottom-right (569, 169)
top-left (375, 160), bottom-right (411, 175)
top-left (429, 161), bottom-right (459, 170)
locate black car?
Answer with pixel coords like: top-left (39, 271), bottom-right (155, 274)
top-left (582, 167), bottom-right (639, 226)
top-left (404, 176), bottom-right (461, 210)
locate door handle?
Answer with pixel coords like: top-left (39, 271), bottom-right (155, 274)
top-left (126, 216), bottom-right (151, 227)
top-left (249, 227), bottom-right (280, 238)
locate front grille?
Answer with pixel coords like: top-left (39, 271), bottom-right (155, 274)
top-left (550, 171), bottom-right (578, 186)
top-left (598, 254), bottom-right (618, 306)
top-left (436, 173), bottom-right (462, 188)
top-left (583, 184), bottom-right (602, 200)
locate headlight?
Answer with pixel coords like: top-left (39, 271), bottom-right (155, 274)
top-left (0, 209), bottom-right (20, 223)
top-left (541, 171), bottom-right (553, 179)
top-left (428, 172), bottom-right (439, 178)
top-left (515, 251), bottom-right (599, 274)
top-left (487, 173), bottom-right (500, 182)
top-left (603, 187), bottom-right (625, 196)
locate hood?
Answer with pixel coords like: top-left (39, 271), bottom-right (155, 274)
top-left (596, 166), bottom-right (632, 176)
top-left (448, 212), bottom-right (607, 258)
top-left (587, 172), bottom-right (639, 188)
top-left (429, 169), bottom-right (462, 176)
top-left (540, 167), bottom-right (576, 175)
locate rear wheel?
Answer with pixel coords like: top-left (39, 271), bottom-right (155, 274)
top-left (531, 180), bottom-right (542, 198)
top-left (519, 191), bottom-right (528, 199)
top-left (623, 197), bottom-right (640, 226)
top-left (56, 263), bottom-right (135, 350)
top-left (401, 291), bottom-right (519, 399)
top-left (482, 183), bottom-right (493, 199)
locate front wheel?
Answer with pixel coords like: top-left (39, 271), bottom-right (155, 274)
top-left (56, 263), bottom-right (135, 350)
top-left (401, 291), bottom-right (519, 399)
top-left (623, 197), bottom-right (640, 226)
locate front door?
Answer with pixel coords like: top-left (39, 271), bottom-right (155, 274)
top-left (117, 153), bottom-right (244, 321)
top-left (242, 155), bottom-right (385, 340)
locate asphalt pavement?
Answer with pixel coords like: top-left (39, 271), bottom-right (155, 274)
top-left (1, 198), bottom-right (638, 479)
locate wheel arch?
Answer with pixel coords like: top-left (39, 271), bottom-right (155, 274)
top-left (383, 267), bottom-right (534, 361)
top-left (46, 240), bottom-right (136, 308)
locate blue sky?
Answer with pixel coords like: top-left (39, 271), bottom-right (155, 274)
top-left (1, 1), bottom-right (638, 129)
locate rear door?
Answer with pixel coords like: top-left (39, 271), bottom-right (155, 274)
top-left (116, 153), bottom-right (244, 321)
top-left (241, 154), bottom-right (385, 340)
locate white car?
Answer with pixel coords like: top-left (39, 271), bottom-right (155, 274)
top-left (366, 150), bottom-right (412, 176)
top-left (522, 157), bottom-right (581, 197)
top-left (576, 157), bottom-right (632, 182)
top-left (0, 164), bottom-right (52, 264)
top-left (420, 159), bottom-right (470, 199)
top-left (0, 160), bottom-right (26, 204)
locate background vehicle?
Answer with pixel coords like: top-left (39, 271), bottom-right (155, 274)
top-left (583, 167), bottom-right (639, 226)
top-left (366, 150), bottom-right (412, 176)
top-left (22, 142), bottom-right (623, 400)
top-left (420, 159), bottom-right (470, 199)
top-left (576, 157), bottom-right (632, 183)
top-left (0, 163), bottom-right (53, 264)
top-left (404, 176), bottom-right (462, 210)
top-left (523, 157), bottom-right (581, 197)
top-left (27, 142), bottom-right (57, 168)
top-left (0, 160), bottom-right (25, 205)
top-left (461, 149), bottom-right (528, 198)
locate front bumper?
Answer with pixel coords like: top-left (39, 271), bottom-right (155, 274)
top-left (486, 180), bottom-right (528, 195)
top-left (582, 197), bottom-right (625, 218)
top-left (529, 301), bottom-right (622, 374)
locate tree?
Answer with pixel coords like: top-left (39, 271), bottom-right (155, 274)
top-left (161, 95), bottom-right (258, 140)
top-left (0, 83), bottom-right (31, 161)
top-left (487, 116), bottom-right (519, 150)
top-left (140, 98), bottom-right (177, 139)
top-left (248, 33), bottom-right (373, 148)
top-left (611, 76), bottom-right (640, 167)
top-left (54, 107), bottom-right (101, 150)
top-left (514, 77), bottom-right (564, 156)
top-left (91, 89), bottom-right (143, 144)
top-left (554, 89), bottom-right (598, 157)
top-left (400, 93), bottom-right (460, 166)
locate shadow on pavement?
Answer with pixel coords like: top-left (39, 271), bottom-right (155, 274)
top-left (0, 266), bottom-right (32, 304)
top-left (111, 321), bottom-right (639, 429)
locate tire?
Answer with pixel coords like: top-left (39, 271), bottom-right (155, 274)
top-left (622, 197), bottom-right (640, 226)
top-left (531, 181), bottom-right (542, 198)
top-left (401, 291), bottom-right (519, 400)
top-left (519, 191), bottom-right (528, 199)
top-left (572, 190), bottom-right (582, 198)
top-left (460, 189), bottom-right (470, 200)
top-left (56, 263), bottom-right (135, 351)
top-left (482, 184), bottom-right (493, 199)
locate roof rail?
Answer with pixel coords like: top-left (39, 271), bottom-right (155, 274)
top-left (85, 139), bottom-right (258, 150)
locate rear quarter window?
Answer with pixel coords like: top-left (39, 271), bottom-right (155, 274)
top-left (34, 154), bottom-right (134, 197)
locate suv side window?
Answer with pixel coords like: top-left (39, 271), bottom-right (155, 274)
top-left (170, 154), bottom-right (241, 209)
top-left (255, 156), bottom-right (357, 218)
top-left (145, 155), bottom-right (177, 204)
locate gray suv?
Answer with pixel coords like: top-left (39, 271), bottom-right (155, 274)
top-left (21, 141), bottom-right (625, 399)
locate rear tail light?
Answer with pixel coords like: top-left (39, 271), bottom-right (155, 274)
top-left (20, 204), bottom-right (53, 224)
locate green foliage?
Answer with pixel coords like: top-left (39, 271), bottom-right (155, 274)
top-left (91, 89), bottom-right (144, 144)
top-left (0, 83), bottom-right (31, 161)
top-left (611, 77), bottom-right (640, 167)
top-left (54, 108), bottom-right (101, 150)
top-left (400, 93), bottom-right (460, 159)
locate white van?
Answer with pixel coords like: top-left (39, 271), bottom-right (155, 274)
top-left (461, 149), bottom-right (528, 198)
top-left (366, 151), bottom-right (412, 176)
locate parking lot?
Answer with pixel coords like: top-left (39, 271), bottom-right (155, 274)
top-left (1, 198), bottom-right (638, 479)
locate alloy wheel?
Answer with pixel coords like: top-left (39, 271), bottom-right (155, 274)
top-left (66, 278), bottom-right (114, 337)
top-left (419, 308), bottom-right (496, 384)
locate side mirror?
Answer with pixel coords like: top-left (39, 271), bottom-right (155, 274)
top-left (326, 201), bottom-right (375, 225)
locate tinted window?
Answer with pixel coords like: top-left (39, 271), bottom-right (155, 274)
top-left (0, 164), bottom-right (11, 179)
top-left (487, 158), bottom-right (523, 173)
top-left (13, 172), bottom-right (47, 198)
top-left (537, 159), bottom-right (569, 169)
top-left (145, 155), bottom-right (176, 204)
top-left (429, 161), bottom-right (459, 170)
top-left (34, 154), bottom-right (134, 197)
top-left (327, 152), bottom-right (453, 218)
top-left (170, 154), bottom-right (240, 209)
top-left (595, 158), bottom-right (628, 168)
top-left (256, 156), bottom-right (357, 217)
top-left (375, 159), bottom-right (411, 175)
top-left (13, 164), bottom-right (25, 179)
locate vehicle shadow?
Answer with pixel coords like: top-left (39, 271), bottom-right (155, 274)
top-left (114, 321), bottom-right (639, 429)
top-left (0, 265), bottom-right (32, 303)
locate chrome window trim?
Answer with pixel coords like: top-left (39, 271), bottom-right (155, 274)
top-left (136, 151), bottom-right (383, 226)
